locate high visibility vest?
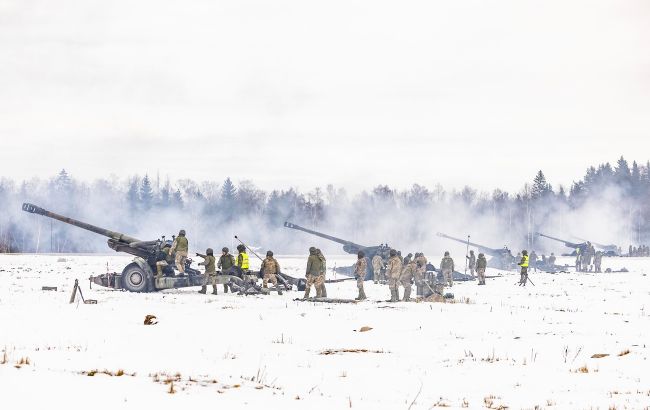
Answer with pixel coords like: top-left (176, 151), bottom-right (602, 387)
top-left (237, 252), bottom-right (249, 269)
top-left (521, 255), bottom-right (529, 268)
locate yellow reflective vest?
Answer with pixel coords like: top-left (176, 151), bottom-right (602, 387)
top-left (520, 254), bottom-right (529, 268)
top-left (237, 252), bottom-right (249, 270)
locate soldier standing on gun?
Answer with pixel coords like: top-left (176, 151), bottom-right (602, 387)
top-left (476, 253), bottom-right (487, 285)
top-left (466, 250), bottom-right (476, 278)
top-left (155, 243), bottom-right (173, 279)
top-left (400, 258), bottom-right (417, 301)
top-left (518, 250), bottom-right (529, 286)
top-left (529, 250), bottom-right (538, 273)
top-left (171, 229), bottom-right (188, 275)
top-left (217, 247), bottom-right (235, 293)
top-left (440, 251), bottom-right (455, 287)
top-left (260, 250), bottom-right (283, 295)
top-left (354, 251), bottom-right (368, 300)
top-left (198, 248), bottom-right (218, 295)
top-left (372, 253), bottom-right (385, 284)
top-left (316, 248), bottom-right (327, 298)
top-left (303, 247), bottom-right (323, 299)
top-left (387, 249), bottom-right (402, 302)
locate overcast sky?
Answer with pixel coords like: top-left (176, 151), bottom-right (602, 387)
top-left (1, 0), bottom-right (649, 193)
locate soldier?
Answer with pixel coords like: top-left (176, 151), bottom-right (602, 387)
top-left (548, 252), bottom-right (557, 266)
top-left (575, 248), bottom-right (582, 272)
top-left (403, 253), bottom-right (413, 266)
top-left (529, 250), bottom-right (538, 273)
top-left (260, 250), bottom-right (283, 295)
top-left (354, 251), bottom-right (368, 300)
top-left (583, 244), bottom-right (593, 272)
top-left (466, 250), bottom-right (476, 278)
top-left (303, 247), bottom-right (323, 299)
top-left (316, 249), bottom-right (327, 298)
top-left (387, 249), bottom-right (402, 302)
top-left (235, 244), bottom-right (250, 273)
top-left (593, 250), bottom-right (603, 273)
top-left (171, 229), bottom-right (189, 275)
top-left (197, 248), bottom-right (217, 295)
top-left (476, 253), bottom-right (487, 285)
top-left (414, 252), bottom-right (428, 296)
top-left (155, 242), bottom-right (173, 279)
top-left (397, 251), bottom-right (403, 264)
top-left (518, 250), bottom-right (529, 286)
top-left (371, 252), bottom-right (385, 284)
top-left (440, 251), bottom-right (454, 287)
top-left (400, 259), bottom-right (417, 301)
top-left (217, 247), bottom-right (236, 293)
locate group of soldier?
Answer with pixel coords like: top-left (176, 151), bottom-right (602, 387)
top-left (628, 245), bottom-right (650, 257)
top-left (574, 242), bottom-right (604, 273)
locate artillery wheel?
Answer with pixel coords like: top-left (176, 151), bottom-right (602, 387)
top-left (122, 263), bottom-right (149, 292)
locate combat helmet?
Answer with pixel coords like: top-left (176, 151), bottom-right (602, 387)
top-left (222, 247), bottom-right (229, 253)
top-left (444, 251), bottom-right (450, 256)
top-left (179, 229), bottom-right (186, 236)
top-left (236, 244), bottom-right (246, 252)
top-left (206, 248), bottom-right (213, 255)
top-left (522, 250), bottom-right (528, 256)
top-left (266, 250), bottom-right (273, 257)
top-left (358, 250), bottom-right (365, 258)
top-left (389, 249), bottom-right (397, 257)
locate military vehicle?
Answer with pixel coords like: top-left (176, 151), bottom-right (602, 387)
top-left (436, 233), bottom-right (515, 270)
top-left (283, 221), bottom-right (390, 279)
top-left (22, 203), bottom-right (297, 293)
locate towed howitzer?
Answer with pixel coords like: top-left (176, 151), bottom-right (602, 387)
top-left (574, 237), bottom-right (620, 257)
top-left (21, 202), bottom-right (209, 292)
top-left (436, 232), bottom-right (515, 270)
top-left (283, 221), bottom-right (390, 280)
top-left (536, 233), bottom-right (589, 256)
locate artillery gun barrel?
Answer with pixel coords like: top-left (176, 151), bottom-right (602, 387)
top-left (535, 232), bottom-right (582, 249)
top-left (283, 221), bottom-right (366, 252)
top-left (436, 232), bottom-right (505, 257)
top-left (22, 203), bottom-right (142, 244)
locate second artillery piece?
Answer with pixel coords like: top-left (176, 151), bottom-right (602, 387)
top-left (283, 221), bottom-right (391, 280)
top-left (436, 233), bottom-right (515, 270)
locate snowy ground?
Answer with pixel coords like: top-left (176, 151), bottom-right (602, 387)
top-left (0, 253), bottom-right (649, 409)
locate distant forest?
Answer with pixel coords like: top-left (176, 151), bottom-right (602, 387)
top-left (0, 156), bottom-right (648, 254)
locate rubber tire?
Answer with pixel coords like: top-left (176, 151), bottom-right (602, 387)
top-left (122, 263), bottom-right (149, 292)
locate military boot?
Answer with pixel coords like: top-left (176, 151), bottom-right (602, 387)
top-left (389, 289), bottom-right (397, 302)
top-left (223, 284), bottom-right (229, 293)
top-left (320, 284), bottom-right (328, 298)
top-left (358, 288), bottom-right (367, 301)
top-left (198, 285), bottom-right (207, 294)
top-left (276, 285), bottom-right (283, 296)
top-left (403, 288), bottom-right (411, 302)
top-left (303, 288), bottom-right (310, 300)
top-left (316, 287), bottom-right (323, 298)
top-left (211, 285), bottom-right (218, 295)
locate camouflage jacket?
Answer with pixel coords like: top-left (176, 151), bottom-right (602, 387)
top-left (172, 236), bottom-right (188, 253)
top-left (371, 255), bottom-right (384, 270)
top-left (354, 257), bottom-right (367, 278)
top-left (387, 256), bottom-right (402, 279)
top-left (467, 253), bottom-right (476, 268)
top-left (218, 254), bottom-right (236, 270)
top-left (415, 255), bottom-right (428, 273)
top-left (476, 256), bottom-right (487, 269)
top-left (261, 256), bottom-right (280, 275)
top-left (317, 251), bottom-right (326, 275)
top-left (198, 255), bottom-right (216, 273)
top-left (306, 254), bottom-right (322, 276)
top-left (401, 261), bottom-right (417, 279)
top-left (440, 256), bottom-right (454, 271)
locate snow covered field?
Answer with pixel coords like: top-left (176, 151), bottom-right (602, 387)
top-left (0, 253), bottom-right (649, 409)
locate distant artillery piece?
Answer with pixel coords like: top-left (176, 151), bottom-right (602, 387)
top-left (436, 232), bottom-right (516, 271)
top-left (21, 203), bottom-right (300, 293)
top-left (573, 237), bottom-right (621, 257)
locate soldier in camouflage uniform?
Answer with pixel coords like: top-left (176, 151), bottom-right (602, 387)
top-left (217, 247), bottom-right (236, 293)
top-left (387, 249), bottom-right (402, 302)
top-left (466, 250), bottom-right (476, 278)
top-left (316, 249), bottom-right (327, 298)
top-left (397, 251), bottom-right (404, 264)
top-left (354, 251), bottom-right (368, 300)
top-left (476, 253), bottom-right (487, 285)
top-left (304, 247), bottom-right (324, 299)
top-left (593, 250), bottom-right (603, 273)
top-left (440, 251), bottom-right (455, 287)
top-left (260, 250), bottom-right (283, 295)
top-left (155, 243), bottom-right (173, 278)
top-left (371, 253), bottom-right (385, 284)
top-left (400, 259), bottom-right (417, 301)
top-left (198, 248), bottom-right (217, 294)
top-left (414, 252), bottom-right (428, 296)
top-left (529, 250), bottom-right (538, 273)
top-left (548, 253), bottom-right (556, 267)
top-left (403, 253), bottom-right (413, 266)
top-left (171, 229), bottom-right (189, 275)
top-left (575, 248), bottom-right (582, 272)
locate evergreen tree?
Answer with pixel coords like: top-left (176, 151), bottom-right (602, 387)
top-left (531, 170), bottom-right (553, 199)
top-left (172, 189), bottom-right (183, 208)
top-left (126, 177), bottom-right (140, 211)
top-left (221, 177), bottom-right (237, 204)
top-left (140, 175), bottom-right (154, 210)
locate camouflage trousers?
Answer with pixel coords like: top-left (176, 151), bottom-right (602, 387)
top-left (519, 267), bottom-right (528, 285)
top-left (373, 268), bottom-right (381, 283)
top-left (442, 268), bottom-right (453, 287)
top-left (304, 274), bottom-right (325, 298)
top-left (400, 272), bottom-right (413, 294)
top-left (477, 267), bottom-right (486, 285)
top-left (356, 275), bottom-right (364, 290)
top-left (263, 273), bottom-right (278, 287)
top-left (203, 271), bottom-right (217, 286)
top-left (155, 260), bottom-right (168, 277)
top-left (388, 276), bottom-right (400, 291)
top-left (469, 266), bottom-right (475, 278)
top-left (175, 251), bottom-right (188, 273)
